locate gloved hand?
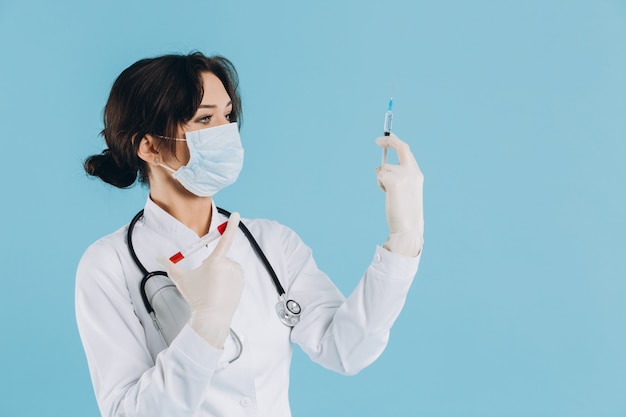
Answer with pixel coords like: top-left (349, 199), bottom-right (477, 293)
top-left (158, 213), bottom-right (244, 349)
top-left (375, 134), bottom-right (424, 257)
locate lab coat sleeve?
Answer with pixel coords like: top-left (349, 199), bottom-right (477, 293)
top-left (75, 238), bottom-right (222, 417)
top-left (285, 227), bottom-right (420, 376)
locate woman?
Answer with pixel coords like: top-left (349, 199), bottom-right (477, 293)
top-left (76, 51), bottom-right (424, 417)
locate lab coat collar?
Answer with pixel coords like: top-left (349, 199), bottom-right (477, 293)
top-left (142, 196), bottom-right (221, 240)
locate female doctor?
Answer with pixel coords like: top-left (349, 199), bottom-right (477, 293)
top-left (76, 51), bottom-right (424, 417)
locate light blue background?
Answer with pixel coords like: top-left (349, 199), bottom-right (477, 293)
top-left (1, 0), bottom-right (625, 416)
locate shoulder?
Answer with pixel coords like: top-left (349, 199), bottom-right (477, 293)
top-left (79, 225), bottom-right (128, 263)
top-left (238, 216), bottom-right (300, 242)
top-left (240, 217), bottom-right (292, 234)
top-left (238, 216), bottom-right (310, 257)
top-left (76, 225), bottom-right (130, 287)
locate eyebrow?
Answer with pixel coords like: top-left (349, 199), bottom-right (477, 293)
top-left (198, 100), bottom-right (232, 109)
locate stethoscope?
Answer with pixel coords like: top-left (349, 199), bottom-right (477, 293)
top-left (126, 207), bottom-right (302, 345)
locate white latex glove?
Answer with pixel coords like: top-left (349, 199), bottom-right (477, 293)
top-left (158, 213), bottom-right (244, 348)
top-left (375, 134), bottom-right (424, 257)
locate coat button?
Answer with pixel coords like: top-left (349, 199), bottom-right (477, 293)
top-left (240, 397), bottom-right (251, 407)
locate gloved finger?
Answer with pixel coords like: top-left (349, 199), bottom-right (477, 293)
top-left (375, 164), bottom-right (402, 187)
top-left (376, 164), bottom-right (403, 182)
top-left (377, 163), bottom-right (424, 190)
top-left (375, 134), bottom-right (418, 168)
top-left (211, 212), bottom-right (240, 260)
top-left (156, 256), bottom-right (183, 281)
top-left (376, 175), bottom-right (386, 192)
top-left (375, 170), bottom-right (388, 188)
top-left (374, 165), bottom-right (385, 191)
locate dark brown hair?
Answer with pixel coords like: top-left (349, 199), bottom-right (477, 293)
top-left (84, 52), bottom-right (242, 188)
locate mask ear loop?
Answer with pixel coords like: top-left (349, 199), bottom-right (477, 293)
top-left (154, 134), bottom-right (188, 173)
top-left (156, 134), bottom-right (187, 141)
top-left (158, 161), bottom-right (177, 174)
top-left (153, 156), bottom-right (176, 173)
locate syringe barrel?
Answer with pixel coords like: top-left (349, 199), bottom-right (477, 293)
top-left (384, 110), bottom-right (393, 134)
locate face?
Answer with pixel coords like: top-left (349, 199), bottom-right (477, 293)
top-left (163, 72), bottom-right (233, 169)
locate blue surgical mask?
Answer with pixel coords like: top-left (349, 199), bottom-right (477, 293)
top-left (159, 122), bottom-right (244, 197)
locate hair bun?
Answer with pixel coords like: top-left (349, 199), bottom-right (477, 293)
top-left (84, 149), bottom-right (138, 188)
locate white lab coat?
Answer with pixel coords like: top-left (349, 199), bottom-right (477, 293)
top-left (75, 198), bottom-right (420, 417)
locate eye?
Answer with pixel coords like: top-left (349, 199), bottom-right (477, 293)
top-left (225, 113), bottom-right (231, 121)
top-left (196, 115), bottom-right (212, 124)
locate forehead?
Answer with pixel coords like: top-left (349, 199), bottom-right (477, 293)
top-left (200, 72), bottom-right (230, 104)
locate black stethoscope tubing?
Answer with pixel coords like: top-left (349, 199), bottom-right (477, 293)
top-left (126, 207), bottom-right (294, 320)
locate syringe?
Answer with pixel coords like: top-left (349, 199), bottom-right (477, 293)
top-left (382, 97), bottom-right (393, 164)
top-left (169, 221), bottom-right (229, 263)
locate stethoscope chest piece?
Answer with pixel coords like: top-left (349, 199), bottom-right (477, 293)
top-left (275, 296), bottom-right (301, 327)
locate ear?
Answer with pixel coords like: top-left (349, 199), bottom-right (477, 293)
top-left (137, 134), bottom-right (161, 166)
